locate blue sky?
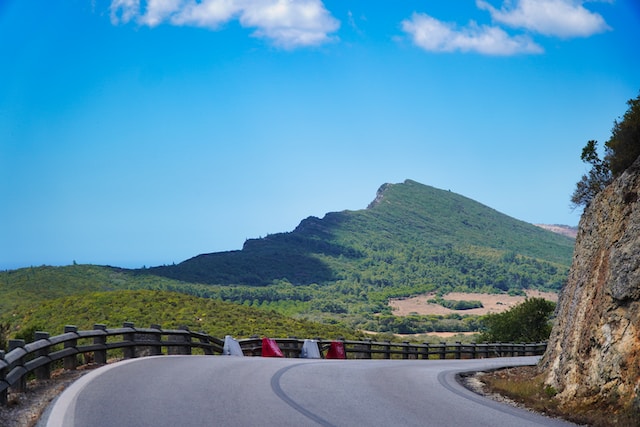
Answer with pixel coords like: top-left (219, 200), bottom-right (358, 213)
top-left (1, 0), bottom-right (639, 270)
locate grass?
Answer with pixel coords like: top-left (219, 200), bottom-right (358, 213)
top-left (479, 366), bottom-right (639, 427)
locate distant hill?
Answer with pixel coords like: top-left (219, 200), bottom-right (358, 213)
top-left (1, 179), bottom-right (576, 335)
top-left (146, 179), bottom-right (574, 292)
top-left (148, 180), bottom-right (574, 290)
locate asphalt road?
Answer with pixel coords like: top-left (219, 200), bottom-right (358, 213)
top-left (42, 355), bottom-right (577, 427)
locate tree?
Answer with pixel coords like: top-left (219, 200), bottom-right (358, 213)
top-left (605, 94), bottom-right (640, 177)
top-left (570, 140), bottom-right (612, 208)
top-left (478, 297), bottom-right (555, 342)
top-left (572, 93), bottom-right (640, 208)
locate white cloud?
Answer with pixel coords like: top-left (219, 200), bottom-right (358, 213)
top-left (401, 13), bottom-right (543, 55)
top-left (109, 0), bottom-right (339, 49)
top-left (110, 0), bottom-right (140, 24)
top-left (140, 0), bottom-right (185, 27)
top-left (239, 0), bottom-right (340, 48)
top-left (477, 0), bottom-right (611, 38)
top-left (169, 0), bottom-right (241, 29)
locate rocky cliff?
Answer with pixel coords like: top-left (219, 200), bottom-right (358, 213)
top-left (540, 157), bottom-right (640, 418)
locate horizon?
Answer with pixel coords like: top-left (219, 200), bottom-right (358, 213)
top-left (2, 1), bottom-right (638, 270)
top-left (3, 178), bottom-right (577, 271)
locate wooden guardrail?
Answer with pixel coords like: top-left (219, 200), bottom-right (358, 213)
top-left (0, 322), bottom-right (547, 405)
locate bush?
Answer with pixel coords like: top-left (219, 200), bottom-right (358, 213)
top-left (14, 324), bottom-right (45, 344)
top-left (478, 298), bottom-right (555, 342)
top-left (428, 297), bottom-right (483, 310)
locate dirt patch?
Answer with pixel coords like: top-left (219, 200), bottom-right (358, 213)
top-left (389, 290), bottom-right (558, 316)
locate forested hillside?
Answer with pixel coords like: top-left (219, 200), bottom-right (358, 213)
top-left (1, 180), bottom-right (575, 335)
top-left (147, 180), bottom-right (573, 292)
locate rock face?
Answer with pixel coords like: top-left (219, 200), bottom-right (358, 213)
top-left (540, 157), bottom-right (640, 415)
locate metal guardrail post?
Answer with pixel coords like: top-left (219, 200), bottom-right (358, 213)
top-left (134, 325), bottom-right (160, 358)
top-left (402, 342), bottom-right (410, 360)
top-left (454, 342), bottom-right (462, 359)
top-left (384, 341), bottom-right (391, 359)
top-left (495, 342), bottom-right (503, 357)
top-left (8, 339), bottom-right (27, 392)
top-left (181, 326), bottom-right (192, 355)
top-left (478, 342), bottom-right (488, 359)
top-left (34, 331), bottom-right (51, 380)
top-left (421, 342), bottom-right (429, 360)
top-left (93, 324), bottom-right (108, 364)
top-left (122, 322), bottom-right (136, 359)
top-left (150, 324), bottom-right (163, 356)
top-left (168, 326), bottom-right (192, 355)
top-left (363, 339), bottom-right (373, 359)
top-left (63, 326), bottom-right (78, 370)
top-left (199, 331), bottom-right (214, 356)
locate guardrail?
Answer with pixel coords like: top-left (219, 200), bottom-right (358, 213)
top-left (0, 322), bottom-right (547, 405)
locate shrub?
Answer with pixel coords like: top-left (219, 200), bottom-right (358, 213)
top-left (478, 297), bottom-right (555, 342)
top-left (428, 297), bottom-right (483, 310)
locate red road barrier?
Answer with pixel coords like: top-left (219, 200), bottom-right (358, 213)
top-left (325, 341), bottom-right (346, 359)
top-left (261, 338), bottom-right (284, 357)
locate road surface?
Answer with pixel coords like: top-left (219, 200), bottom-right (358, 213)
top-left (42, 355), bottom-right (577, 427)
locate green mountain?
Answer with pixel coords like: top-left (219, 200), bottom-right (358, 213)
top-left (1, 179), bottom-right (575, 336)
top-left (147, 179), bottom-right (574, 293)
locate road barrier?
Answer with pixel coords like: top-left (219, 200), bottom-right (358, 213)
top-left (0, 322), bottom-right (547, 405)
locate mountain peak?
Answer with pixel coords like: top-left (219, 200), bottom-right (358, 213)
top-left (367, 179), bottom-right (435, 209)
top-left (367, 182), bottom-right (393, 209)
top-left (148, 179), bottom-right (574, 289)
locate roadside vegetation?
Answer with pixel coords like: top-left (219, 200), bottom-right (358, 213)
top-left (571, 92), bottom-right (640, 208)
top-left (480, 366), bottom-right (638, 427)
top-left (2, 289), bottom-right (363, 345)
top-left (477, 297), bottom-right (555, 343)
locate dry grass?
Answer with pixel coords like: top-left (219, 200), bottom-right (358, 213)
top-left (479, 366), bottom-right (639, 427)
top-left (389, 290), bottom-right (558, 316)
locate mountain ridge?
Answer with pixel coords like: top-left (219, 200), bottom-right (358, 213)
top-left (146, 179), bottom-right (574, 291)
top-left (1, 179), bottom-right (575, 335)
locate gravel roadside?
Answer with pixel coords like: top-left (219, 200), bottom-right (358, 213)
top-left (0, 368), bottom-right (95, 427)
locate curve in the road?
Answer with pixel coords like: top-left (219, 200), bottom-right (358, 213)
top-left (41, 356), bottom-right (578, 427)
top-left (270, 362), bottom-right (337, 427)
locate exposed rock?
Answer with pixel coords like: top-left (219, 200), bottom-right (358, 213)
top-left (366, 182), bottom-right (391, 209)
top-left (540, 156), bottom-right (640, 417)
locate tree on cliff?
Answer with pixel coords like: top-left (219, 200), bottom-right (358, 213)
top-left (570, 140), bottom-right (612, 208)
top-left (607, 94), bottom-right (640, 176)
top-left (571, 92), bottom-right (640, 208)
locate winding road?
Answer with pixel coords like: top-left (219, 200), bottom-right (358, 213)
top-left (42, 355), bottom-right (577, 427)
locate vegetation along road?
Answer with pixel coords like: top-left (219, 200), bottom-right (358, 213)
top-left (42, 356), bottom-right (577, 427)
